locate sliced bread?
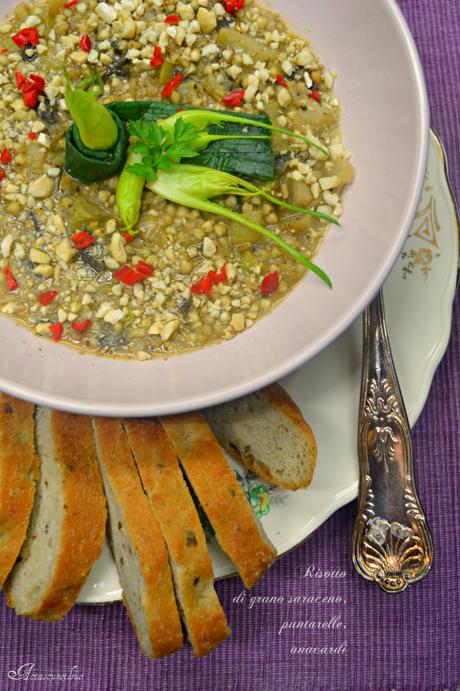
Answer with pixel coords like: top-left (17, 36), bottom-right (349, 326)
top-left (6, 408), bottom-right (107, 621)
top-left (0, 395), bottom-right (38, 589)
top-left (123, 418), bottom-right (230, 657)
top-left (93, 418), bottom-right (183, 659)
top-left (161, 413), bottom-right (277, 590)
top-left (206, 383), bottom-right (318, 490)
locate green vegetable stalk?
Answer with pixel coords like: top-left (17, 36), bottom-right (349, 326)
top-left (159, 109), bottom-right (329, 156)
top-left (116, 150), bottom-right (145, 230)
top-left (117, 114), bottom-right (332, 229)
top-left (146, 164), bottom-right (333, 287)
top-left (65, 83), bottom-right (118, 151)
top-left (116, 117), bottom-right (269, 227)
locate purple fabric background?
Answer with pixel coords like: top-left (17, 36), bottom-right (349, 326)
top-left (1, 1), bottom-right (459, 689)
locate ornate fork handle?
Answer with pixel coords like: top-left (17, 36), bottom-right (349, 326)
top-left (352, 289), bottom-right (433, 592)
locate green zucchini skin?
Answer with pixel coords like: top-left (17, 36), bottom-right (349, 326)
top-left (64, 110), bottom-right (128, 183)
top-left (64, 101), bottom-right (275, 183)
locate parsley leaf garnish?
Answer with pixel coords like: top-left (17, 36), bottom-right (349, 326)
top-left (126, 118), bottom-right (200, 181)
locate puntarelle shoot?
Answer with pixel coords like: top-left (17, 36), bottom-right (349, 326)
top-left (116, 150), bottom-right (146, 232)
top-left (158, 109), bottom-right (329, 157)
top-left (145, 163), bottom-right (333, 288)
top-left (65, 82), bottom-right (118, 152)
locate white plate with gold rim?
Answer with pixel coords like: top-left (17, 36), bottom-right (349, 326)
top-left (79, 130), bottom-right (458, 603)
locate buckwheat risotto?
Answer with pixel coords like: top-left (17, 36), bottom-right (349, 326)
top-left (0, 0), bottom-right (352, 359)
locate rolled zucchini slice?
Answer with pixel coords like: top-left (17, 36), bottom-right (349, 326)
top-left (64, 109), bottom-right (128, 183)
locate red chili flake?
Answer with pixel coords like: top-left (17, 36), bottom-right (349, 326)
top-left (150, 45), bottom-right (164, 68)
top-left (175, 107), bottom-right (185, 113)
top-left (15, 71), bottom-right (26, 90)
top-left (220, 89), bottom-right (245, 108)
top-left (225, 0), bottom-right (245, 13)
top-left (260, 271), bottom-right (279, 297)
top-left (22, 83), bottom-right (39, 108)
top-left (0, 49), bottom-right (8, 55)
top-left (161, 73), bottom-right (183, 99)
top-left (275, 74), bottom-right (288, 88)
top-left (164, 15), bottom-right (180, 24)
top-left (3, 266), bottom-right (18, 292)
top-left (79, 34), bottom-right (91, 52)
top-left (71, 230), bottom-right (96, 250)
top-left (309, 89), bottom-right (321, 104)
top-left (208, 265), bottom-right (228, 285)
top-left (21, 75), bottom-right (46, 109)
top-left (217, 265), bottom-right (228, 283)
top-left (123, 229), bottom-right (142, 244)
top-left (1, 148), bottom-right (12, 165)
top-left (64, 0), bottom-right (78, 7)
top-left (39, 290), bottom-right (58, 306)
top-left (29, 73), bottom-right (46, 90)
top-left (136, 260), bottom-right (153, 278)
top-left (113, 265), bottom-right (137, 284)
top-left (0, 170), bottom-right (5, 182)
top-left (190, 265), bottom-right (228, 295)
top-left (11, 28), bottom-right (39, 48)
top-left (113, 265), bottom-right (144, 286)
top-left (190, 276), bottom-right (214, 296)
top-left (27, 131), bottom-right (37, 140)
top-left (49, 322), bottom-right (63, 342)
top-left (123, 231), bottom-right (135, 243)
top-left (72, 319), bottom-right (92, 333)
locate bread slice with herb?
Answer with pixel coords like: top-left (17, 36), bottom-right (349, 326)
top-left (123, 418), bottom-right (230, 657)
top-left (93, 418), bottom-right (183, 659)
top-left (206, 383), bottom-right (317, 491)
top-left (0, 395), bottom-right (38, 589)
top-left (161, 413), bottom-right (277, 590)
top-left (6, 408), bottom-right (106, 621)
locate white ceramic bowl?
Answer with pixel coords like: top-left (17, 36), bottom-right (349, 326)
top-left (0, 0), bottom-right (428, 415)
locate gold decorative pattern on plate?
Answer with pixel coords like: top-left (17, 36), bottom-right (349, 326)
top-left (400, 129), bottom-right (459, 281)
top-left (413, 196), bottom-right (441, 248)
top-left (401, 190), bottom-right (441, 281)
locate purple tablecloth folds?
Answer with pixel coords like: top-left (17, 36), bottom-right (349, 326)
top-left (0, 1), bottom-right (459, 690)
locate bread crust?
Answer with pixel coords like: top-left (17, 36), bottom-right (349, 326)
top-left (161, 413), bottom-right (276, 590)
top-left (93, 418), bottom-right (183, 659)
top-left (0, 395), bottom-right (38, 589)
top-left (6, 410), bottom-right (107, 620)
top-left (210, 383), bottom-right (318, 491)
top-left (123, 418), bottom-right (230, 656)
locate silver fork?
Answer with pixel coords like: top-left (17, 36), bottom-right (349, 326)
top-left (352, 289), bottom-right (433, 592)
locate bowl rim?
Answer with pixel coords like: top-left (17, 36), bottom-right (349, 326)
top-left (0, 0), bottom-right (430, 417)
